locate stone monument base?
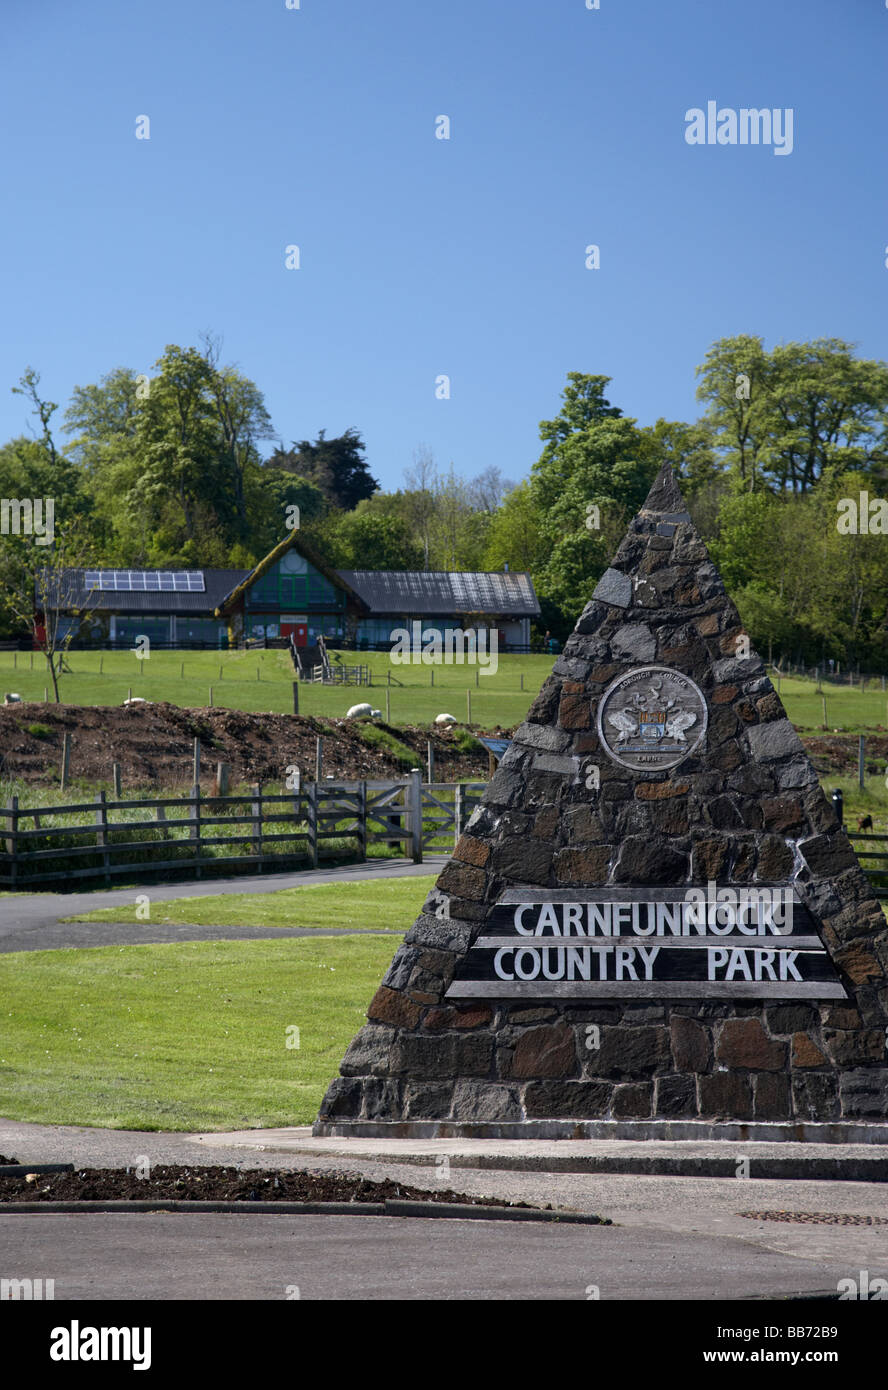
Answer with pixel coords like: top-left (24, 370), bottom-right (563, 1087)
top-left (312, 1118), bottom-right (888, 1144)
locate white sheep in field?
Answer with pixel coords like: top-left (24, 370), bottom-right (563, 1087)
top-left (3, 693), bottom-right (21, 704)
top-left (434, 712), bottom-right (457, 725)
top-left (346, 703), bottom-right (381, 719)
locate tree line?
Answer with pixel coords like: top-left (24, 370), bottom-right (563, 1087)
top-left (1, 333), bottom-right (887, 669)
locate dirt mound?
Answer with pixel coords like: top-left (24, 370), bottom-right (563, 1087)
top-left (0, 703), bottom-right (497, 790)
top-left (0, 1164), bottom-right (530, 1208)
top-left (802, 735), bottom-right (888, 777)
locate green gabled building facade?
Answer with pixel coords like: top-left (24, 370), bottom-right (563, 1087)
top-left (214, 532), bottom-right (368, 648)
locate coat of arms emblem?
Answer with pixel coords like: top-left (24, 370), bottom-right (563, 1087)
top-left (596, 665), bottom-right (708, 772)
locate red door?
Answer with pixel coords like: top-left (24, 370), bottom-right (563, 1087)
top-left (282, 623), bottom-right (308, 647)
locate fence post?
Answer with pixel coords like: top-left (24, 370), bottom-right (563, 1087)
top-left (427, 740), bottom-right (434, 784)
top-left (308, 781), bottom-right (319, 868)
top-left (251, 782), bottom-right (262, 870)
top-left (821, 695), bottom-right (828, 728)
top-left (190, 783), bottom-right (202, 879)
top-left (466, 689), bottom-right (472, 724)
top-left (292, 681), bottom-right (299, 715)
top-left (156, 803), bottom-right (169, 840)
top-left (60, 732), bottom-right (71, 792)
top-left (409, 768), bottom-right (423, 863)
top-left (386, 687), bottom-right (391, 722)
top-left (112, 763), bottom-right (122, 798)
top-left (215, 762), bottom-right (230, 796)
top-left (193, 738), bottom-right (201, 789)
top-left (95, 791), bottom-right (110, 886)
top-left (315, 736), bottom-right (323, 782)
top-left (454, 782), bottom-right (464, 847)
top-left (859, 736), bottom-right (866, 792)
top-left (6, 796), bottom-right (18, 888)
top-left (358, 779), bottom-right (367, 862)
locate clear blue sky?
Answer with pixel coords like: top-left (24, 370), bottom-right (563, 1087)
top-left (1, 0), bottom-right (884, 491)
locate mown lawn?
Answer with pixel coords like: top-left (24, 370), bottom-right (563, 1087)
top-left (0, 935), bottom-right (401, 1130)
top-left (1, 648), bottom-right (885, 733)
top-left (65, 874), bottom-right (436, 929)
top-left (0, 647), bottom-right (550, 727)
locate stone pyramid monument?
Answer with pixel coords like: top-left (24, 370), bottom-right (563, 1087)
top-left (315, 464), bottom-right (888, 1138)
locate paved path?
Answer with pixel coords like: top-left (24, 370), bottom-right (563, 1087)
top-left (2, 1117), bottom-right (887, 1290)
top-left (0, 856), bottom-right (445, 952)
top-left (0, 1211), bottom-right (857, 1300)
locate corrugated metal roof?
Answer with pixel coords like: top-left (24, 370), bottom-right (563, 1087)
top-left (43, 563), bottom-right (540, 618)
top-left (336, 570), bottom-right (540, 616)
top-left (42, 568), bottom-right (247, 614)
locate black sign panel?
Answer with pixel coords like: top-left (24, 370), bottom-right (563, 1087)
top-left (445, 886), bottom-right (848, 1000)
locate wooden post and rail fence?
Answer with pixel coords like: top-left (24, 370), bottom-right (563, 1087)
top-left (0, 776), bottom-right (486, 889)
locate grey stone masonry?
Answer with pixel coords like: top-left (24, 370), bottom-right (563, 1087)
top-left (315, 463), bottom-right (888, 1134)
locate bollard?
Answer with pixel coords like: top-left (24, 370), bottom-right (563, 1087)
top-left (831, 788), bottom-right (843, 825)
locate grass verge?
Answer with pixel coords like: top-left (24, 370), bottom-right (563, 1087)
top-left (65, 874), bottom-right (435, 929)
top-left (0, 935), bottom-right (401, 1130)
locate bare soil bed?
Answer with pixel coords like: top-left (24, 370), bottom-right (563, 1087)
top-left (803, 734), bottom-right (888, 778)
top-left (0, 702), bottom-right (880, 793)
top-left (0, 1162), bottom-right (534, 1209)
top-left (0, 703), bottom-right (496, 789)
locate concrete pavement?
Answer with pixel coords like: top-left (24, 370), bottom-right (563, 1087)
top-left (2, 1116), bottom-right (887, 1296)
top-left (0, 1210), bottom-right (860, 1300)
top-left (0, 855), bottom-right (444, 952)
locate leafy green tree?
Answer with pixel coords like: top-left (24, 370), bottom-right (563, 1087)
top-left (200, 333), bottom-right (275, 538)
top-left (696, 336), bottom-right (888, 494)
top-left (271, 428), bottom-right (377, 510)
top-left (246, 470), bottom-right (327, 562)
top-left (482, 480), bottom-right (545, 573)
top-left (10, 368), bottom-right (82, 517)
top-left (528, 373), bottom-right (657, 630)
top-left (321, 507), bottom-right (424, 570)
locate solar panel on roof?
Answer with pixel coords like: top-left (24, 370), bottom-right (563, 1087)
top-left (77, 569), bottom-right (206, 593)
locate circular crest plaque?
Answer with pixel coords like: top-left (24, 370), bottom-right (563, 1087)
top-left (596, 665), bottom-right (707, 772)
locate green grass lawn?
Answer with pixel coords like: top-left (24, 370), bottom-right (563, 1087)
top-left (0, 934), bottom-right (401, 1130)
top-left (0, 647), bottom-right (551, 727)
top-left (767, 673), bottom-right (888, 735)
top-left (66, 873), bottom-right (435, 929)
top-left (1, 647), bottom-right (885, 733)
